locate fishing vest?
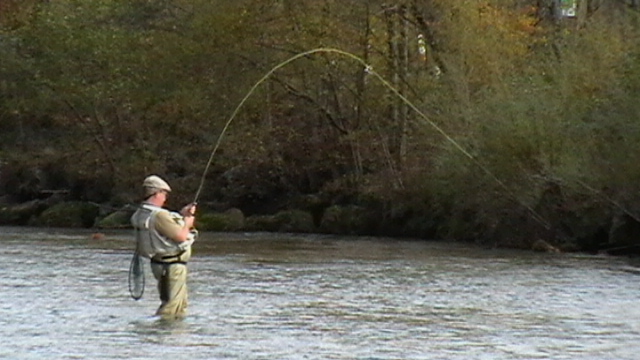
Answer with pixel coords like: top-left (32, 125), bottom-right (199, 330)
top-left (130, 203), bottom-right (195, 259)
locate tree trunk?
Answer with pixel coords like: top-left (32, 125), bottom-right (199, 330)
top-left (383, 4), bottom-right (407, 189)
top-left (385, 6), bottom-right (400, 147)
top-left (399, 5), bottom-right (409, 168)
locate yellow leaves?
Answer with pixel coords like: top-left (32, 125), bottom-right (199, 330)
top-left (476, 2), bottom-right (538, 55)
top-left (548, 13), bottom-right (636, 102)
top-left (432, 0), bottom-right (544, 89)
top-left (515, 7), bottom-right (541, 36)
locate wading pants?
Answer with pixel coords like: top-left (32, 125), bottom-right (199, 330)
top-left (150, 261), bottom-right (188, 319)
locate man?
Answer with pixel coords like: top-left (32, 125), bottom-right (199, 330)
top-left (131, 175), bottom-right (197, 319)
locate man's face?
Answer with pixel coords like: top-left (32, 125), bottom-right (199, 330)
top-left (157, 190), bottom-right (168, 205)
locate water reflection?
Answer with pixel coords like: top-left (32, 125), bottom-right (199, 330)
top-left (1, 226), bottom-right (640, 359)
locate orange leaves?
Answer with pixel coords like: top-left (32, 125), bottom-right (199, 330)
top-left (430, 0), bottom-right (546, 88)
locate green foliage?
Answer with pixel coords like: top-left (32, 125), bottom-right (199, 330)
top-left (319, 204), bottom-right (374, 235)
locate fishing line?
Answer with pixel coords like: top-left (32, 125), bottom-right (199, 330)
top-left (192, 47), bottom-right (550, 229)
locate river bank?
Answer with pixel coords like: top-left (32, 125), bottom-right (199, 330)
top-left (2, 190), bottom-right (640, 256)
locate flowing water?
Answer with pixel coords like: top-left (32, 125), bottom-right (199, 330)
top-left (1, 226), bottom-right (640, 360)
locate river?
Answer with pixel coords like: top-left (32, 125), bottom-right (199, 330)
top-left (1, 226), bottom-right (639, 359)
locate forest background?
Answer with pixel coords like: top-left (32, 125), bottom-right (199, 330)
top-left (2, 0), bottom-right (640, 253)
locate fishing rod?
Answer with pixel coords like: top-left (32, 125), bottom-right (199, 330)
top-left (191, 47), bottom-right (551, 229)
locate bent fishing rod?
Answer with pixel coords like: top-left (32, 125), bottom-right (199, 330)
top-left (190, 47), bottom-right (551, 229)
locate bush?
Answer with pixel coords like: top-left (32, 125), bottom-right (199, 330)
top-left (319, 205), bottom-right (373, 235)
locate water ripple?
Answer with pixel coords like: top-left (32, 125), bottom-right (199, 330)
top-left (1, 228), bottom-right (640, 359)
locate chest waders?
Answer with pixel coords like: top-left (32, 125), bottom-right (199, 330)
top-left (129, 207), bottom-right (185, 301)
top-left (150, 252), bottom-right (187, 303)
top-left (129, 204), bottom-right (196, 321)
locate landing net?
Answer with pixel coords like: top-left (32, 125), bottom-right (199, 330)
top-left (128, 252), bottom-right (145, 300)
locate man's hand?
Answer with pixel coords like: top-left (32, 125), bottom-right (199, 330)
top-left (180, 203), bottom-right (197, 217)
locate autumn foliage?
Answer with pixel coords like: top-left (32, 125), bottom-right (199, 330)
top-left (2, 0), bottom-right (640, 249)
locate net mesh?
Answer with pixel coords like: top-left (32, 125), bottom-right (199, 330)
top-left (128, 252), bottom-right (145, 300)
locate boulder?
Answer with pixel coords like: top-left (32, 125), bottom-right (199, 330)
top-left (244, 214), bottom-right (280, 232)
top-left (0, 199), bottom-right (51, 225)
top-left (605, 213), bottom-right (640, 255)
top-left (245, 209), bottom-right (316, 233)
top-left (531, 239), bottom-right (561, 253)
top-left (34, 201), bottom-right (100, 228)
top-left (197, 208), bottom-right (245, 231)
top-left (96, 207), bottom-right (136, 229)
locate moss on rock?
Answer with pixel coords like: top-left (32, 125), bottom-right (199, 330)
top-left (0, 199), bottom-right (53, 225)
top-left (273, 210), bottom-right (316, 233)
top-left (245, 209), bottom-right (316, 233)
top-left (244, 214), bottom-right (279, 232)
top-left (197, 208), bottom-right (245, 231)
top-left (35, 201), bottom-right (100, 228)
top-left (96, 207), bottom-right (136, 229)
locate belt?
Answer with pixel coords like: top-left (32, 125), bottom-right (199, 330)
top-left (151, 251), bottom-right (186, 265)
top-left (151, 258), bottom-right (187, 265)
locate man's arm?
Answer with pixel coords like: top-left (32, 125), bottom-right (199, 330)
top-left (155, 210), bottom-right (196, 243)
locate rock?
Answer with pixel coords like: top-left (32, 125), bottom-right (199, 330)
top-left (96, 207), bottom-right (135, 229)
top-left (34, 201), bottom-right (100, 228)
top-left (0, 199), bottom-right (50, 225)
top-left (531, 239), bottom-right (561, 253)
top-left (197, 208), bottom-right (245, 231)
top-left (244, 214), bottom-right (279, 232)
top-left (273, 209), bottom-right (316, 233)
top-left (244, 210), bottom-right (315, 233)
top-left (608, 213), bottom-right (640, 248)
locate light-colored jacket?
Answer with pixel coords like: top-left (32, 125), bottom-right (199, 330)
top-left (131, 204), bottom-right (194, 259)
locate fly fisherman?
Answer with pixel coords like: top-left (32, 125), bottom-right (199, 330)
top-left (131, 175), bottom-right (197, 319)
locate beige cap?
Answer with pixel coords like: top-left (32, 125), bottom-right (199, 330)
top-left (143, 175), bottom-right (172, 196)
